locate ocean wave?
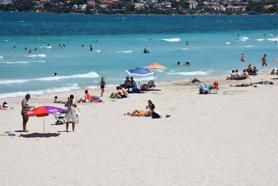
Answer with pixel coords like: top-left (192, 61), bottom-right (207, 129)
top-left (225, 42), bottom-right (231, 45)
top-left (256, 38), bottom-right (264, 42)
top-left (40, 45), bottom-right (52, 49)
top-left (167, 71), bottom-right (210, 76)
top-left (162, 38), bottom-right (181, 42)
top-left (95, 49), bottom-right (101, 53)
top-left (0, 56), bottom-right (3, 59)
top-left (182, 47), bottom-right (190, 50)
top-left (27, 54), bottom-right (47, 58)
top-left (239, 36), bottom-right (249, 42)
top-left (243, 45), bottom-right (254, 48)
top-left (0, 71), bottom-right (99, 85)
top-left (0, 60), bottom-right (45, 65)
top-left (0, 84), bottom-right (80, 99)
top-left (116, 50), bottom-right (133, 53)
top-left (267, 37), bottom-right (278, 42)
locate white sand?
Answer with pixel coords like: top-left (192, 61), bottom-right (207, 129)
top-left (1, 73), bottom-right (278, 186)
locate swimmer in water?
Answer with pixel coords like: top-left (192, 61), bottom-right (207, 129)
top-left (53, 72), bottom-right (58, 76)
top-left (90, 45), bottom-right (93, 51)
top-left (28, 49), bottom-right (32, 54)
top-left (177, 61), bottom-right (190, 66)
top-left (241, 53), bottom-right (245, 62)
top-left (185, 41), bottom-right (189, 45)
top-left (143, 48), bottom-right (150, 53)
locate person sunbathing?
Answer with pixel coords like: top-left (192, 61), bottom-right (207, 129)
top-left (126, 100), bottom-right (155, 117)
top-left (79, 90), bottom-right (101, 103)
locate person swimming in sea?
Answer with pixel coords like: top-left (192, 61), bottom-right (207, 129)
top-left (185, 40), bottom-right (189, 45)
top-left (177, 61), bottom-right (190, 66)
top-left (143, 48), bottom-right (150, 53)
top-left (28, 49), bottom-right (32, 54)
top-left (241, 53), bottom-right (245, 62)
top-left (52, 72), bottom-right (58, 76)
top-left (90, 45), bottom-right (93, 51)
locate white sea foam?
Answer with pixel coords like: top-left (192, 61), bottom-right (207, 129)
top-left (0, 56), bottom-right (3, 59)
top-left (167, 71), bottom-right (210, 76)
top-left (225, 42), bottom-right (231, 45)
top-left (267, 37), bottom-right (278, 42)
top-left (162, 38), bottom-right (181, 42)
top-left (95, 49), bottom-right (101, 53)
top-left (116, 50), bottom-right (133, 53)
top-left (256, 38), bottom-right (264, 42)
top-left (0, 71), bottom-right (99, 85)
top-left (182, 47), bottom-right (190, 50)
top-left (0, 84), bottom-right (80, 99)
top-left (27, 53), bottom-right (47, 58)
top-left (0, 60), bottom-right (45, 64)
top-left (244, 45), bottom-right (254, 48)
top-left (239, 36), bottom-right (249, 42)
top-left (40, 45), bottom-right (52, 49)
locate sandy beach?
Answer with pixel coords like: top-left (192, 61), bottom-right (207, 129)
top-left (0, 72), bottom-right (278, 185)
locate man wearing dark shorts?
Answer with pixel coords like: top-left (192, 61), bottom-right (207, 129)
top-left (21, 94), bottom-right (32, 132)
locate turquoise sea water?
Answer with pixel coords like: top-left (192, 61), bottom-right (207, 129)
top-left (0, 12), bottom-right (277, 98)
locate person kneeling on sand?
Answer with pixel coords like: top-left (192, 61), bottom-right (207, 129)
top-left (65, 95), bottom-right (78, 132)
top-left (125, 100), bottom-right (155, 117)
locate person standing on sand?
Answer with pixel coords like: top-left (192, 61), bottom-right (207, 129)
top-left (98, 77), bottom-right (106, 97)
top-left (262, 53), bottom-right (267, 67)
top-left (21, 94), bottom-right (33, 132)
top-left (65, 95), bottom-right (77, 132)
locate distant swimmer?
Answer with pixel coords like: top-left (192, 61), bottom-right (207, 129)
top-left (62, 44), bottom-right (65, 47)
top-left (47, 44), bottom-right (50, 46)
top-left (177, 61), bottom-right (190, 66)
top-left (241, 53), bottom-right (245, 62)
top-left (81, 44), bottom-right (85, 47)
top-left (185, 41), bottom-right (189, 45)
top-left (90, 45), bottom-right (93, 51)
top-left (52, 72), bottom-right (58, 76)
top-left (59, 44), bottom-right (62, 48)
top-left (262, 53), bottom-right (267, 67)
top-left (34, 48), bottom-right (38, 51)
top-left (28, 49), bottom-right (32, 54)
top-left (24, 47), bottom-right (27, 51)
top-left (143, 48), bottom-right (150, 53)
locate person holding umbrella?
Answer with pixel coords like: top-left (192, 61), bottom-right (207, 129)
top-left (21, 94), bottom-right (33, 132)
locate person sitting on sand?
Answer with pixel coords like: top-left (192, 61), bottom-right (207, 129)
top-left (241, 69), bottom-right (249, 79)
top-left (123, 76), bottom-right (132, 90)
top-left (79, 90), bottom-right (101, 103)
top-left (227, 70), bottom-right (236, 80)
top-left (0, 102), bottom-right (13, 110)
top-left (54, 96), bottom-right (66, 104)
top-left (65, 95), bottom-right (77, 132)
top-left (126, 100), bottom-right (155, 117)
top-left (110, 86), bottom-right (128, 99)
top-left (271, 69), bottom-right (276, 75)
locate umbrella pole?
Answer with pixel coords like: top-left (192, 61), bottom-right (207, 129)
top-left (43, 117), bottom-right (45, 133)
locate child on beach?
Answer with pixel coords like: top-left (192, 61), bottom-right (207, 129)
top-left (98, 77), bottom-right (106, 97)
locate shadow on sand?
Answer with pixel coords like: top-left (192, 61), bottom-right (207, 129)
top-left (19, 133), bottom-right (60, 138)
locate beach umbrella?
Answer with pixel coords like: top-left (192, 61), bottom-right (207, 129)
top-left (144, 63), bottom-right (167, 80)
top-left (25, 106), bottom-right (66, 132)
top-left (126, 67), bottom-right (153, 85)
top-left (126, 67), bottom-right (153, 76)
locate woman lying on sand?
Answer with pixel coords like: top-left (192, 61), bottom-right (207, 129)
top-left (125, 100), bottom-right (155, 117)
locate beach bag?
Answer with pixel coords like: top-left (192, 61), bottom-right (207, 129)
top-left (199, 84), bottom-right (209, 94)
top-left (152, 111), bottom-right (161, 119)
